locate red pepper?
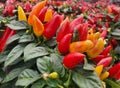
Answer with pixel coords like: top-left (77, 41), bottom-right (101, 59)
top-left (24, 1), bottom-right (32, 12)
top-left (113, 15), bottom-right (119, 22)
top-left (105, 22), bottom-right (109, 28)
top-left (111, 39), bottom-right (118, 46)
top-left (114, 70), bottom-right (120, 80)
top-left (69, 16), bottom-right (84, 33)
top-left (100, 29), bottom-right (107, 39)
top-left (0, 27), bottom-right (16, 52)
top-left (58, 33), bottom-right (72, 54)
top-left (38, 6), bottom-right (48, 22)
top-left (92, 55), bottom-right (106, 63)
top-left (77, 23), bottom-right (88, 41)
top-left (108, 62), bottom-right (120, 78)
top-left (100, 45), bottom-right (112, 56)
top-left (56, 20), bottom-right (70, 42)
top-left (97, 57), bottom-right (112, 68)
top-left (43, 14), bottom-right (63, 39)
top-left (63, 52), bottom-right (85, 69)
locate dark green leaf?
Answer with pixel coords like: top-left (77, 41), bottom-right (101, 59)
top-left (31, 80), bottom-right (46, 88)
top-left (105, 79), bottom-right (120, 88)
top-left (24, 46), bottom-right (49, 61)
top-left (4, 44), bottom-right (24, 67)
top-left (0, 51), bottom-right (9, 64)
top-left (16, 69), bottom-right (41, 87)
top-left (37, 56), bottom-right (53, 74)
top-left (50, 54), bottom-right (65, 77)
top-left (72, 70), bottom-right (102, 88)
top-left (46, 78), bottom-right (59, 88)
top-left (6, 34), bottom-right (20, 45)
top-left (83, 58), bottom-right (94, 71)
top-left (6, 21), bottom-right (28, 30)
top-left (2, 67), bottom-right (26, 83)
top-left (19, 34), bottom-right (34, 43)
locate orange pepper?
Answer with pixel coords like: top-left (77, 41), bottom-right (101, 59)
top-left (69, 40), bottom-right (94, 53)
top-left (28, 0), bottom-right (47, 25)
top-left (100, 71), bottom-right (109, 80)
top-left (44, 8), bottom-right (53, 22)
top-left (32, 15), bottom-right (44, 37)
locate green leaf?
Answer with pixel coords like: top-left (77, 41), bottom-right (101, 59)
top-left (16, 69), bottom-right (41, 87)
top-left (72, 70), bottom-right (102, 88)
top-left (2, 67), bottom-right (26, 83)
top-left (50, 54), bottom-right (65, 77)
top-left (6, 21), bottom-right (28, 30)
top-left (37, 56), bottom-right (53, 74)
top-left (4, 44), bottom-right (24, 67)
top-left (6, 34), bottom-right (20, 45)
top-left (105, 79), bottom-right (120, 88)
top-left (19, 34), bottom-right (34, 43)
top-left (46, 78), bottom-right (59, 88)
top-left (0, 51), bottom-right (9, 64)
top-left (31, 80), bottom-right (46, 88)
top-left (83, 58), bottom-right (94, 71)
top-left (24, 46), bottom-right (49, 61)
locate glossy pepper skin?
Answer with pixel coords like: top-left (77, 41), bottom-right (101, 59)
top-left (32, 15), bottom-right (44, 37)
top-left (58, 33), bottom-right (72, 54)
top-left (56, 18), bottom-right (70, 42)
top-left (100, 71), bottom-right (109, 80)
top-left (18, 6), bottom-right (27, 21)
top-left (69, 40), bottom-right (94, 53)
top-left (63, 52), bottom-right (85, 69)
top-left (28, 0), bottom-right (47, 25)
top-left (44, 8), bottom-right (53, 22)
top-left (108, 62), bottom-right (120, 78)
top-left (97, 57), bottom-right (112, 68)
top-left (94, 65), bottom-right (103, 76)
top-left (87, 38), bottom-right (104, 58)
top-left (100, 30), bottom-right (107, 39)
top-left (0, 27), bottom-right (16, 52)
top-left (69, 16), bottom-right (84, 33)
top-left (38, 6), bottom-right (48, 22)
top-left (77, 23), bottom-right (88, 41)
top-left (43, 14), bottom-right (63, 39)
top-left (100, 45), bottom-right (112, 56)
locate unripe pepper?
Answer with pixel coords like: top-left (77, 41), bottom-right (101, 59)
top-left (43, 14), bottom-right (63, 39)
top-left (38, 6), bottom-right (48, 22)
top-left (87, 38), bottom-right (104, 58)
top-left (94, 65), bottom-right (103, 76)
top-left (49, 72), bottom-right (59, 79)
top-left (63, 52), bottom-right (85, 69)
top-left (56, 18), bottom-right (70, 42)
top-left (58, 33), bottom-right (72, 54)
top-left (97, 57), bottom-right (112, 68)
top-left (69, 40), bottom-right (94, 53)
top-left (32, 15), bottom-right (44, 37)
top-left (108, 62), bottom-right (120, 78)
top-left (100, 71), bottom-right (109, 80)
top-left (18, 6), bottom-right (27, 21)
top-left (28, 0), bottom-right (47, 25)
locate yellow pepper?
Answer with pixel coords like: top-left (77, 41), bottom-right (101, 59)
top-left (44, 9), bottom-right (53, 22)
top-left (32, 15), bottom-right (44, 37)
top-left (94, 65), bottom-right (103, 76)
top-left (69, 40), bottom-right (94, 53)
top-left (18, 6), bottom-right (27, 21)
top-left (86, 38), bottom-right (104, 58)
top-left (49, 72), bottom-right (59, 79)
top-left (100, 71), bottom-right (109, 80)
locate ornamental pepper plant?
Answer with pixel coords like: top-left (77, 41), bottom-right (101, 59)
top-left (0, 0), bottom-right (120, 88)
